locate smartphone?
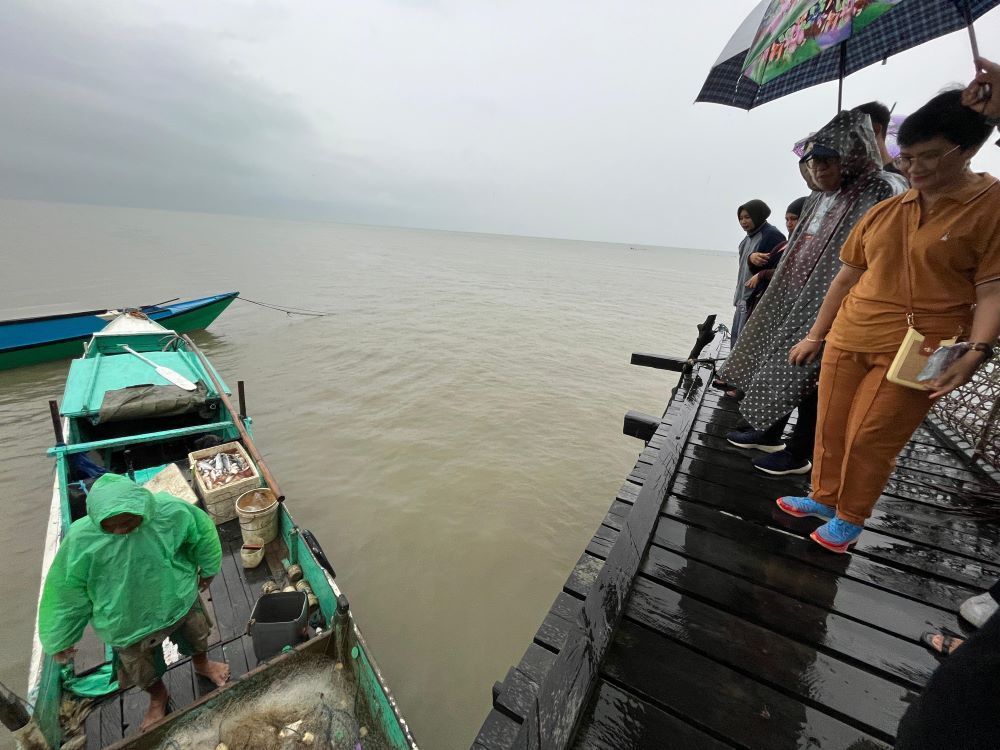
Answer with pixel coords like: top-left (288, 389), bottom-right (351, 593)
top-left (917, 343), bottom-right (969, 382)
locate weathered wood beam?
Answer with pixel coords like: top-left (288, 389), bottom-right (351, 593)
top-left (630, 315), bottom-right (719, 374)
top-left (622, 411), bottom-right (660, 442)
top-left (629, 353), bottom-right (686, 371)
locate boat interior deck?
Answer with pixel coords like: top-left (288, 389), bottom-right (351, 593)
top-left (78, 519), bottom-right (292, 748)
top-left (473, 336), bottom-right (1000, 749)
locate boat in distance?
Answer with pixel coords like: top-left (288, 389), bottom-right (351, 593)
top-left (0, 292), bottom-right (238, 371)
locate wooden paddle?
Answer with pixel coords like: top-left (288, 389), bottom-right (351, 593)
top-left (120, 345), bottom-right (197, 391)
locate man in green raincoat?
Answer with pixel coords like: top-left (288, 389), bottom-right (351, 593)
top-left (39, 473), bottom-right (230, 731)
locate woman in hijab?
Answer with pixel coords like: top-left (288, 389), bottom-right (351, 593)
top-left (730, 199), bottom-right (785, 344)
top-left (719, 110), bottom-right (907, 477)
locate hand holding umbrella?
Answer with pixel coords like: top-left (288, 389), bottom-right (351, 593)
top-left (962, 56), bottom-right (1000, 119)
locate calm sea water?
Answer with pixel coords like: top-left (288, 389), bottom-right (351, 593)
top-left (0, 199), bottom-right (732, 749)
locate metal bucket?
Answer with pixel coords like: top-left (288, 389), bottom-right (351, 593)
top-left (235, 488), bottom-right (279, 545)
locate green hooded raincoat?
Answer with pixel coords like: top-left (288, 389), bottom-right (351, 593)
top-left (38, 473), bottom-right (222, 653)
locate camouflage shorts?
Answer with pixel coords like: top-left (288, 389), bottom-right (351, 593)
top-left (114, 598), bottom-right (212, 689)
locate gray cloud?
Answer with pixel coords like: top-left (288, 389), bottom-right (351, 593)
top-left (1, 1), bottom-right (999, 249)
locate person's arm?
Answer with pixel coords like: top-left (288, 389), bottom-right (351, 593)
top-left (37, 542), bottom-right (92, 660)
top-left (788, 264), bottom-right (865, 365)
top-left (927, 279), bottom-right (1000, 398)
top-left (182, 503), bottom-right (223, 584)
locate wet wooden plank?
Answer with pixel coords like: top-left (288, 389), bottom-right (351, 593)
top-left (572, 680), bottom-right (733, 750)
top-left (85, 703), bottom-right (103, 750)
top-left (648, 512), bottom-right (962, 642)
top-left (603, 619), bottom-right (891, 750)
top-left (657, 493), bottom-right (978, 611)
top-left (220, 635), bottom-right (252, 682)
top-left (120, 688), bottom-right (146, 738)
top-left (671, 441), bottom-right (1000, 564)
top-left (99, 694), bottom-right (124, 746)
top-left (590, 515), bottom-right (945, 690)
top-left (494, 666), bottom-right (540, 722)
top-left (668, 428), bottom-right (1000, 544)
top-left (218, 538), bottom-right (253, 634)
top-left (600, 493), bottom-right (974, 614)
top-left (475, 710), bottom-right (522, 750)
top-left (206, 575), bottom-right (239, 642)
top-left (667, 464), bottom-right (1000, 591)
top-left (242, 633), bottom-right (259, 672)
top-left (163, 659), bottom-right (195, 711)
top-left (637, 544), bottom-right (936, 691)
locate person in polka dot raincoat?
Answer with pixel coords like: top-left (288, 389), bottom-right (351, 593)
top-left (718, 110), bottom-right (907, 474)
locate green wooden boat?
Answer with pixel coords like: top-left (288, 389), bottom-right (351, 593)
top-left (0, 292), bottom-right (238, 371)
top-left (17, 314), bottom-right (418, 749)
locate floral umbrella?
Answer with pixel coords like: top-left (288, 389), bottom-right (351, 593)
top-left (743, 0), bottom-right (907, 86)
top-left (697, 0), bottom-right (1000, 110)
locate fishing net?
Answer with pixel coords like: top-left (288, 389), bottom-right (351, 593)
top-left (154, 655), bottom-right (391, 750)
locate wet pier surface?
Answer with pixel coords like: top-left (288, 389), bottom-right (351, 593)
top-left (473, 331), bottom-right (1000, 750)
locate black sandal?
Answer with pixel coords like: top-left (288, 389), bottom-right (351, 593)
top-left (921, 631), bottom-right (965, 656)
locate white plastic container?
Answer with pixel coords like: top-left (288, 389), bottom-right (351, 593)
top-left (235, 488), bottom-right (279, 545)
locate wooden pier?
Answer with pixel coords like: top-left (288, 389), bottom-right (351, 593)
top-left (472, 319), bottom-right (1000, 750)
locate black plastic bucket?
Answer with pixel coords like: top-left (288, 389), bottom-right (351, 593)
top-left (248, 591), bottom-right (308, 661)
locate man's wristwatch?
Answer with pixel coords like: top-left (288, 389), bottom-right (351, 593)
top-left (967, 342), bottom-right (996, 360)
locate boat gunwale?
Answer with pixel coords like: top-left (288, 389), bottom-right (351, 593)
top-left (0, 292), bottom-right (237, 328)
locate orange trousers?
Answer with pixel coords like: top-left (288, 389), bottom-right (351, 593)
top-left (811, 345), bottom-right (936, 525)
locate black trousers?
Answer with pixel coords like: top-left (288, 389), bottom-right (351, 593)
top-left (757, 388), bottom-right (818, 461)
top-left (895, 581), bottom-right (1000, 749)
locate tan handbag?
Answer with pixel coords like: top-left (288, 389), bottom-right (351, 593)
top-left (886, 220), bottom-right (960, 390)
top-left (886, 326), bottom-right (957, 389)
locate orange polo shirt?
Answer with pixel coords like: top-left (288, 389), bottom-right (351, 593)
top-left (828, 172), bottom-right (1000, 352)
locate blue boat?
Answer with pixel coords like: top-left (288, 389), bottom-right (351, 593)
top-left (0, 292), bottom-right (239, 370)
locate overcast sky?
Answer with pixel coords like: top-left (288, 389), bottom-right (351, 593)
top-left (3, 1), bottom-right (1000, 250)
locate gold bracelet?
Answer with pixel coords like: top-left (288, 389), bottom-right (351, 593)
top-left (804, 335), bottom-right (824, 343)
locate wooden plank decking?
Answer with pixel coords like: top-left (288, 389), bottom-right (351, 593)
top-left (82, 519), bottom-right (289, 748)
top-left (473, 328), bottom-right (1000, 750)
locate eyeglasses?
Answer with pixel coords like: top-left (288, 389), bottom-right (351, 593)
top-left (893, 144), bottom-right (961, 171)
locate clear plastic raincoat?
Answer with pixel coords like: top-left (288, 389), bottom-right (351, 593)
top-left (38, 473), bottom-right (222, 653)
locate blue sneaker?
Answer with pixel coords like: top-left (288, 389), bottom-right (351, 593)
top-left (776, 496), bottom-right (835, 520)
top-left (754, 450), bottom-right (813, 476)
top-left (811, 518), bottom-right (864, 553)
top-left (725, 429), bottom-right (785, 453)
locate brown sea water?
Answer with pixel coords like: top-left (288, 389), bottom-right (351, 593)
top-left (0, 199), bottom-right (732, 749)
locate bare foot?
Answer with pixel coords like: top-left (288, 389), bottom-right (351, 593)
top-left (193, 656), bottom-right (230, 687)
top-left (140, 683), bottom-right (170, 731)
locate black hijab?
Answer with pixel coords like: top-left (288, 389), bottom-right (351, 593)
top-left (786, 196), bottom-right (807, 217)
top-left (737, 199), bottom-right (771, 231)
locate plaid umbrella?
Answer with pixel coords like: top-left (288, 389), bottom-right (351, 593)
top-left (697, 0), bottom-right (1000, 110)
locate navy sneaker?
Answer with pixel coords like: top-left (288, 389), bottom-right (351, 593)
top-left (725, 429), bottom-right (785, 453)
top-left (753, 449), bottom-right (813, 476)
